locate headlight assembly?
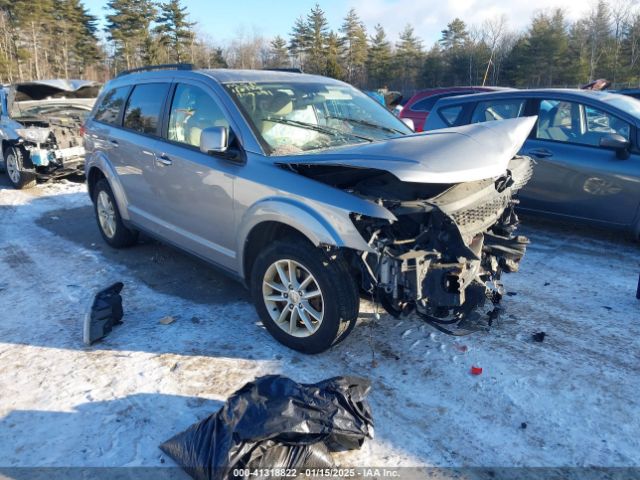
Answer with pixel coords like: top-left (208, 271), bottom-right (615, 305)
top-left (16, 127), bottom-right (51, 144)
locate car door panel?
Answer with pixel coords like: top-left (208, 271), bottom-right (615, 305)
top-left (517, 99), bottom-right (640, 225)
top-left (144, 81), bottom-right (238, 269)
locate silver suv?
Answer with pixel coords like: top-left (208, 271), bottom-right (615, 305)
top-left (84, 65), bottom-right (535, 353)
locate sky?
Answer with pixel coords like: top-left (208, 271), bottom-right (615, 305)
top-left (84, 0), bottom-right (596, 46)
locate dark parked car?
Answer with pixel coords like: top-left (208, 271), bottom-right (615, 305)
top-left (617, 88), bottom-right (640, 101)
top-left (425, 89), bottom-right (640, 238)
top-left (399, 86), bottom-right (507, 132)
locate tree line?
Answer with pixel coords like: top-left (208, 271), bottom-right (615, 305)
top-left (0, 0), bottom-right (638, 93)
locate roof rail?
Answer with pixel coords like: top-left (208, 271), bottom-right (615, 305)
top-left (116, 63), bottom-right (194, 77)
top-left (262, 67), bottom-right (303, 74)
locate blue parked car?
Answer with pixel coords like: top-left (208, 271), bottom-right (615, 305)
top-left (425, 89), bottom-right (640, 238)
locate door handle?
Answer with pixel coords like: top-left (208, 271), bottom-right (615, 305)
top-left (109, 139), bottom-right (119, 147)
top-left (155, 154), bottom-right (172, 166)
top-left (527, 148), bottom-right (553, 158)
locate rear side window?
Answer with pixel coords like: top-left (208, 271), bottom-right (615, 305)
top-left (123, 83), bottom-right (170, 135)
top-left (93, 87), bottom-right (129, 125)
top-left (438, 105), bottom-right (463, 126)
top-left (471, 99), bottom-right (525, 123)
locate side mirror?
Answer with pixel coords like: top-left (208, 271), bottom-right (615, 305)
top-left (599, 133), bottom-right (630, 159)
top-left (199, 126), bottom-right (228, 154)
top-left (401, 117), bottom-right (415, 131)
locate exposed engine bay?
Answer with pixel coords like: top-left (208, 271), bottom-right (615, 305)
top-left (11, 108), bottom-right (87, 174)
top-left (289, 156), bottom-right (533, 335)
top-left (1, 80), bottom-right (99, 181)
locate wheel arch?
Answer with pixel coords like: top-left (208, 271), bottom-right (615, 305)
top-left (85, 154), bottom-right (131, 221)
top-left (238, 198), bottom-right (362, 285)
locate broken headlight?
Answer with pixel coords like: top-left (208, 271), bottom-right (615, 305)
top-left (16, 127), bottom-right (51, 144)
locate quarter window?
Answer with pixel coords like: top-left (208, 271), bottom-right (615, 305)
top-left (471, 99), bottom-right (525, 124)
top-left (438, 105), bottom-right (463, 126)
top-left (93, 87), bottom-right (129, 126)
top-left (167, 84), bottom-right (229, 147)
top-left (123, 83), bottom-right (170, 135)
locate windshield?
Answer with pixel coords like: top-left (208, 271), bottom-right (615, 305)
top-left (223, 81), bottom-right (412, 155)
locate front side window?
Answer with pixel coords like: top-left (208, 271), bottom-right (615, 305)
top-left (583, 105), bottom-right (630, 145)
top-left (94, 87), bottom-right (129, 126)
top-left (223, 81), bottom-right (412, 155)
top-left (471, 99), bottom-right (525, 124)
top-left (536, 99), bottom-right (631, 146)
top-left (123, 83), bottom-right (170, 135)
top-left (167, 84), bottom-right (229, 147)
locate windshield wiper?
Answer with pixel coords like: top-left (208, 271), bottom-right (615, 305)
top-left (262, 117), bottom-right (374, 142)
top-left (327, 116), bottom-right (406, 135)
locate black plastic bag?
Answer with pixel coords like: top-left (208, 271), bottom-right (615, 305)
top-left (160, 375), bottom-right (373, 480)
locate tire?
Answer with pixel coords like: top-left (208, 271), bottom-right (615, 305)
top-left (92, 178), bottom-right (138, 248)
top-left (250, 240), bottom-right (360, 354)
top-left (3, 146), bottom-right (37, 189)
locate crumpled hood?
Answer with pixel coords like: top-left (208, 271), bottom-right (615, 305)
top-left (276, 116), bottom-right (537, 184)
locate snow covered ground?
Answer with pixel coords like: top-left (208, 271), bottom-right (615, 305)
top-left (0, 177), bottom-right (639, 475)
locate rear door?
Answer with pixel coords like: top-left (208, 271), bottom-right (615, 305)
top-left (145, 80), bottom-right (238, 269)
top-left (107, 82), bottom-right (171, 226)
top-left (519, 98), bottom-right (639, 225)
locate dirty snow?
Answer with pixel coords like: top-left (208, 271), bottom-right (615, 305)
top-left (0, 178), bottom-right (639, 472)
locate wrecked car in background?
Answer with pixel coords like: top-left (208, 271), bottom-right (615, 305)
top-left (84, 67), bottom-right (535, 353)
top-left (0, 79), bottom-right (100, 189)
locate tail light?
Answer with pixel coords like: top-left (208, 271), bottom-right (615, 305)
top-left (79, 124), bottom-right (86, 137)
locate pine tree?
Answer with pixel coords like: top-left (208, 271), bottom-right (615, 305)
top-left (305, 4), bottom-right (329, 75)
top-left (154, 0), bottom-right (194, 63)
top-left (439, 18), bottom-right (469, 50)
top-left (268, 35), bottom-right (289, 68)
top-left (366, 24), bottom-right (392, 88)
top-left (289, 16), bottom-right (310, 70)
top-left (325, 31), bottom-right (343, 79)
top-left (105, 0), bottom-right (156, 71)
top-left (394, 24), bottom-right (424, 92)
top-left (339, 8), bottom-right (367, 85)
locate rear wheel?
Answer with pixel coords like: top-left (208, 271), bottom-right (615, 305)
top-left (92, 178), bottom-right (138, 248)
top-left (3, 146), bottom-right (36, 189)
top-left (250, 240), bottom-right (359, 354)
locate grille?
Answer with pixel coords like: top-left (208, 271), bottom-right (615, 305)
top-left (451, 195), bottom-right (509, 228)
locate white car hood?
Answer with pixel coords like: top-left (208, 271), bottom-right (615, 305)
top-left (276, 116), bottom-right (537, 184)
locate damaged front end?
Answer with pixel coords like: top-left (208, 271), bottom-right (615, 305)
top-left (2, 80), bottom-right (99, 180)
top-left (351, 157), bottom-right (532, 335)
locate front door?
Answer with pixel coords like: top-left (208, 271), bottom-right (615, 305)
top-left (146, 81), bottom-right (238, 270)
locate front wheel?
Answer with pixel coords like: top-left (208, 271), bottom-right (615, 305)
top-left (250, 240), bottom-right (359, 354)
top-left (3, 146), bottom-right (36, 189)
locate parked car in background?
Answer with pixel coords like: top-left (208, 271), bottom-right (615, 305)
top-left (425, 89), bottom-right (640, 238)
top-left (0, 79), bottom-right (101, 189)
top-left (400, 86), bottom-right (508, 131)
top-left (617, 88), bottom-right (640, 101)
top-left (84, 66), bottom-right (535, 352)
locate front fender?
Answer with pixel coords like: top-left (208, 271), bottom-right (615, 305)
top-left (85, 151), bottom-right (131, 221)
top-left (237, 197), bottom-right (378, 276)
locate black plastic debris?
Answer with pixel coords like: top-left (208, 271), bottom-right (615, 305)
top-left (532, 331), bottom-right (546, 343)
top-left (83, 282), bottom-right (124, 345)
top-left (160, 375), bottom-right (373, 480)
